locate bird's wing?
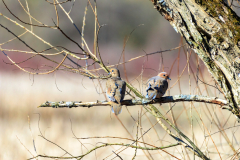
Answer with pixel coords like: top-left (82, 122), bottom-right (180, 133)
top-left (155, 78), bottom-right (168, 98)
top-left (106, 79), bottom-right (117, 102)
top-left (146, 76), bottom-right (159, 99)
top-left (114, 79), bottom-right (126, 103)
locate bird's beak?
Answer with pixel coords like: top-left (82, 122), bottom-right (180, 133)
top-left (168, 77), bottom-right (171, 80)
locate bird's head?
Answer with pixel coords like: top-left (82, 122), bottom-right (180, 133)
top-left (158, 72), bottom-right (171, 80)
top-left (109, 68), bottom-right (120, 78)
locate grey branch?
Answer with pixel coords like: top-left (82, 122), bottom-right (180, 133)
top-left (39, 94), bottom-right (229, 109)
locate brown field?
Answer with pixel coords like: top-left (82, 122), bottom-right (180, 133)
top-left (1, 0), bottom-right (240, 159)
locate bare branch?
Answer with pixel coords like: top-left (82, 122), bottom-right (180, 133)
top-left (28, 142), bottom-right (180, 160)
top-left (46, 0), bottom-right (71, 5)
top-left (2, 0), bottom-right (56, 28)
top-left (38, 94), bottom-right (229, 109)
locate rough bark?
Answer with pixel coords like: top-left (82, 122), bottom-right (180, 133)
top-left (152, 0), bottom-right (240, 120)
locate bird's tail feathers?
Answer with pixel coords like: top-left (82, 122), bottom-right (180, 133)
top-left (111, 103), bottom-right (122, 115)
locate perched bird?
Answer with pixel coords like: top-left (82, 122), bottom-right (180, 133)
top-left (106, 68), bottom-right (126, 115)
top-left (145, 72), bottom-right (171, 100)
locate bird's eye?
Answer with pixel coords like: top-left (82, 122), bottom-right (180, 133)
top-left (112, 70), bottom-right (114, 72)
top-left (163, 74), bottom-right (165, 76)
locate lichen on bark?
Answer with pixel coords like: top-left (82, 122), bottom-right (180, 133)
top-left (152, 0), bottom-right (240, 120)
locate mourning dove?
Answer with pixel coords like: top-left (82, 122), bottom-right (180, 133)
top-left (145, 72), bottom-right (171, 100)
top-left (106, 68), bottom-right (126, 115)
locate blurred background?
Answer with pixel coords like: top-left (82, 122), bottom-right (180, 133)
top-left (0, 0), bottom-right (240, 159)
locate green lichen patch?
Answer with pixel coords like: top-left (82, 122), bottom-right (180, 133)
top-left (212, 28), bottom-right (228, 43)
top-left (196, 0), bottom-right (224, 17)
top-left (196, 0), bottom-right (240, 44)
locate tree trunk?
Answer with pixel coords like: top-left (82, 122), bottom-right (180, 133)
top-left (152, 0), bottom-right (240, 119)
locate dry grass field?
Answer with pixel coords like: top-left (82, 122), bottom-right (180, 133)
top-left (1, 0), bottom-right (240, 159)
top-left (1, 64), bottom-right (239, 159)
